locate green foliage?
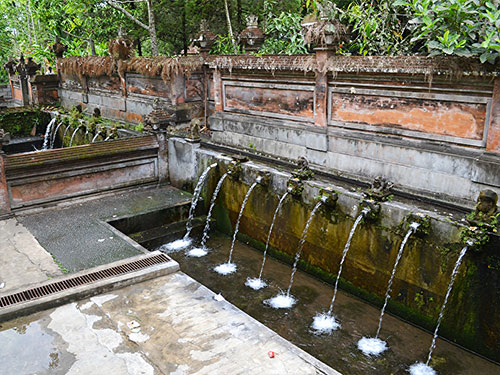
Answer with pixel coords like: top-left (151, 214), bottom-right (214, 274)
top-left (210, 34), bottom-right (243, 54)
top-left (258, 1), bottom-right (307, 55)
top-left (460, 211), bottom-right (499, 250)
top-left (341, 0), bottom-right (412, 56)
top-left (395, 0), bottom-right (500, 63)
top-left (0, 107), bottom-right (50, 137)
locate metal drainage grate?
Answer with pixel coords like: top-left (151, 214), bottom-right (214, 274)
top-left (0, 253), bottom-right (170, 309)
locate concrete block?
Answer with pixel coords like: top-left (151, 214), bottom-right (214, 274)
top-left (168, 137), bottom-right (200, 190)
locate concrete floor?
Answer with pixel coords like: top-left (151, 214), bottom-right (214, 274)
top-left (0, 218), bottom-right (62, 293)
top-left (18, 185), bottom-right (192, 273)
top-left (0, 272), bottom-right (338, 375)
top-left (0, 184), bottom-right (338, 374)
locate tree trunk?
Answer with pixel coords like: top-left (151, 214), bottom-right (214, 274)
top-left (25, 3), bottom-right (32, 45)
top-left (28, 0), bottom-right (37, 44)
top-left (182, 0), bottom-right (187, 55)
top-left (146, 0), bottom-right (159, 56)
top-left (108, 0), bottom-right (159, 56)
top-left (136, 38), bottom-right (143, 56)
top-left (237, 0), bottom-right (242, 30)
top-left (89, 39), bottom-right (96, 56)
top-left (223, 0), bottom-right (237, 54)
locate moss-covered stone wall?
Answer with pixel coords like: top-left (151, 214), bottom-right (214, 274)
top-left (0, 107), bottom-right (51, 137)
top-left (191, 148), bottom-right (500, 362)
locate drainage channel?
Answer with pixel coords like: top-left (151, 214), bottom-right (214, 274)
top-left (0, 252), bottom-right (177, 320)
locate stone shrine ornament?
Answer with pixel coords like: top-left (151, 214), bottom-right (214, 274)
top-left (238, 15), bottom-right (265, 53)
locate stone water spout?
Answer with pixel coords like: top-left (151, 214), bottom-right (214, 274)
top-left (319, 187), bottom-right (338, 209)
top-left (461, 189), bottom-right (499, 251)
top-left (292, 156), bottom-right (314, 181)
top-left (364, 176), bottom-right (394, 202)
top-left (227, 155), bottom-right (248, 180)
top-left (287, 177), bottom-right (304, 198)
top-left (359, 199), bottom-right (381, 222)
top-left (256, 170), bottom-right (271, 187)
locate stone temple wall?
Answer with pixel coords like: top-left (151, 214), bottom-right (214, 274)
top-left (48, 54), bottom-right (500, 208)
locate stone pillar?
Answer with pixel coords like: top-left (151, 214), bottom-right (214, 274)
top-left (0, 152), bottom-right (11, 216)
top-left (213, 68), bottom-right (223, 112)
top-left (167, 137), bottom-right (200, 191)
top-left (486, 77), bottom-right (500, 154)
top-left (171, 72), bottom-right (186, 106)
top-left (314, 48), bottom-right (334, 127)
top-left (19, 75), bottom-right (30, 106)
top-left (155, 130), bottom-right (169, 183)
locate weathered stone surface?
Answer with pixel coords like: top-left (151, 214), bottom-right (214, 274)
top-left (0, 218), bottom-right (62, 292)
top-left (0, 274), bottom-right (338, 375)
top-left (168, 137), bottom-right (201, 191)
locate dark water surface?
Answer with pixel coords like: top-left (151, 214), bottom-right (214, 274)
top-left (158, 232), bottom-right (500, 375)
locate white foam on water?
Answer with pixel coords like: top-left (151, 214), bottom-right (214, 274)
top-left (311, 313), bottom-right (340, 333)
top-left (357, 337), bottom-right (388, 356)
top-left (160, 238), bottom-right (192, 253)
top-left (187, 247), bottom-right (208, 257)
top-left (408, 362), bottom-right (436, 375)
top-left (214, 262), bottom-right (237, 275)
top-left (265, 293), bottom-right (296, 309)
top-left (245, 277), bottom-right (267, 290)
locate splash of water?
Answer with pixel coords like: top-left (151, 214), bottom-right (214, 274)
top-left (159, 238), bottom-right (192, 253)
top-left (50, 122), bottom-right (64, 149)
top-left (408, 362), bottom-right (436, 375)
top-left (358, 337), bottom-right (388, 356)
top-left (356, 222), bottom-right (420, 356)
top-left (246, 191), bottom-right (289, 290)
top-left (245, 277), bottom-right (267, 290)
top-left (187, 248), bottom-right (208, 257)
top-left (214, 262), bottom-right (237, 275)
top-left (160, 164), bottom-right (219, 254)
top-left (311, 313), bottom-right (340, 334)
top-left (425, 244), bottom-right (469, 366)
top-left (215, 181), bottom-right (259, 274)
top-left (42, 118), bottom-right (56, 150)
top-left (184, 163), bottom-right (218, 240)
top-left (327, 208), bottom-right (369, 314)
top-left (199, 173), bottom-right (229, 249)
top-left (376, 222), bottom-right (420, 338)
top-left (264, 292), bottom-right (296, 309)
top-left (285, 200), bottom-right (324, 297)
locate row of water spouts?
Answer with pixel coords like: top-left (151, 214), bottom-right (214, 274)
top-left (40, 116), bottom-right (115, 151)
top-left (162, 162), bottom-right (474, 375)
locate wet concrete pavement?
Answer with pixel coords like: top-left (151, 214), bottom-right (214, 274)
top-left (0, 218), bottom-right (62, 293)
top-left (0, 272), bottom-right (338, 375)
top-left (17, 185), bottom-right (192, 273)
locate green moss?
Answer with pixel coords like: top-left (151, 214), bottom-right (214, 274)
top-left (213, 201), bottom-right (233, 235)
top-left (0, 107), bottom-right (51, 137)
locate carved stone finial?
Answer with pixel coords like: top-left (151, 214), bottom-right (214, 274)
top-left (364, 176), bottom-right (394, 202)
top-left (238, 15), bottom-right (265, 53)
top-left (474, 189), bottom-right (498, 219)
top-left (246, 14), bottom-right (259, 28)
top-left (192, 20), bottom-right (218, 52)
top-left (4, 59), bottom-right (17, 75)
top-left (292, 156), bottom-right (314, 180)
top-left (144, 99), bottom-right (176, 131)
top-left (189, 118), bottom-right (201, 141)
top-left (52, 37), bottom-right (68, 59)
top-left (16, 55), bottom-right (26, 77)
top-left (108, 30), bottom-right (134, 60)
top-left (26, 57), bottom-right (41, 76)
